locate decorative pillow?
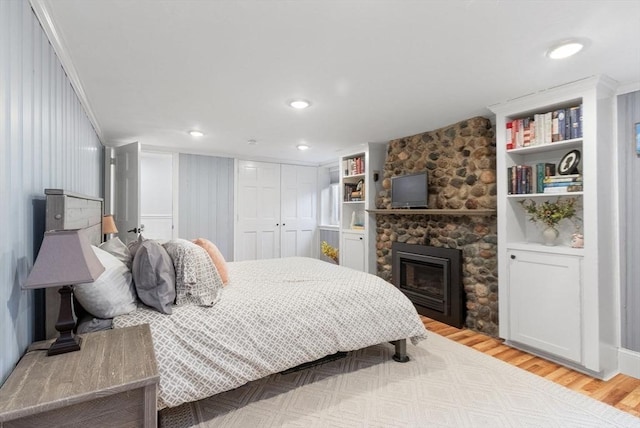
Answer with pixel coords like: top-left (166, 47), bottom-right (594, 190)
top-left (163, 239), bottom-right (223, 306)
top-left (192, 238), bottom-right (229, 285)
top-left (74, 246), bottom-right (138, 319)
top-left (99, 237), bottom-right (133, 270)
top-left (131, 240), bottom-right (176, 314)
top-left (127, 234), bottom-right (147, 258)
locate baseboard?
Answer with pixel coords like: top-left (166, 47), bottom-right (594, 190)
top-left (619, 348), bottom-right (640, 379)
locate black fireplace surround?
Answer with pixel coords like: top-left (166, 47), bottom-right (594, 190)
top-left (392, 242), bottom-right (464, 328)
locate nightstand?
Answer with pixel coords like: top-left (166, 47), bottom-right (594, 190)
top-left (0, 324), bottom-right (159, 427)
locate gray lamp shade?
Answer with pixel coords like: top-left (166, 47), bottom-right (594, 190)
top-left (24, 229), bottom-right (105, 289)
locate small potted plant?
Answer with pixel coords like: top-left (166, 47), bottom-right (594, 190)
top-left (518, 197), bottom-right (579, 246)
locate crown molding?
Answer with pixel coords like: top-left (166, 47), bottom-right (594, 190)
top-left (29, 0), bottom-right (104, 142)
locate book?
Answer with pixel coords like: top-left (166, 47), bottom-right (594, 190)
top-left (544, 112), bottom-right (553, 145)
top-left (545, 163), bottom-right (556, 177)
top-left (543, 184), bottom-right (583, 193)
top-left (544, 180), bottom-right (582, 188)
top-left (543, 186), bottom-right (570, 193)
top-left (552, 109), bottom-right (566, 142)
top-left (506, 122), bottom-right (513, 150)
top-left (544, 174), bottom-right (582, 183)
top-left (569, 106), bottom-right (580, 139)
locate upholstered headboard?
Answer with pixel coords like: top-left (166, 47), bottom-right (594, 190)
top-left (43, 189), bottom-right (104, 339)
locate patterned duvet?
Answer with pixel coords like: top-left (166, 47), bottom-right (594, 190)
top-left (113, 257), bottom-right (428, 409)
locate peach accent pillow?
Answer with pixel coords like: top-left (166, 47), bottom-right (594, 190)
top-left (192, 238), bottom-right (229, 285)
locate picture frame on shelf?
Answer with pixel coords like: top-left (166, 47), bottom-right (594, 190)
top-left (558, 149), bottom-right (581, 175)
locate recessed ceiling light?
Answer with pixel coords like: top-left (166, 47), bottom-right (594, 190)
top-left (247, 139), bottom-right (257, 145)
top-left (546, 40), bottom-right (584, 59)
top-left (297, 144), bottom-right (310, 151)
top-left (188, 130), bottom-right (204, 137)
top-left (288, 99), bottom-right (311, 109)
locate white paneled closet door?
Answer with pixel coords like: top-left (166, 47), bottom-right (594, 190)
top-left (236, 161), bottom-right (317, 261)
top-left (236, 161), bottom-right (281, 261)
top-left (280, 164), bottom-right (317, 258)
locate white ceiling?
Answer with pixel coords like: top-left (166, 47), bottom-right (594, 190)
top-left (33, 0), bottom-right (640, 165)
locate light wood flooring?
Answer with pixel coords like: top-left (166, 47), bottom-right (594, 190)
top-left (422, 317), bottom-right (640, 418)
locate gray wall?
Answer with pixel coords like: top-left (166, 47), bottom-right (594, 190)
top-left (618, 91), bottom-right (640, 352)
top-left (1, 1), bottom-right (103, 384)
top-left (178, 154), bottom-right (234, 260)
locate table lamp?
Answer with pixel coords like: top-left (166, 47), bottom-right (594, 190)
top-left (102, 214), bottom-right (118, 240)
top-left (23, 229), bottom-right (105, 356)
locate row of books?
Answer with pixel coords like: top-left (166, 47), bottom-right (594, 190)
top-left (343, 156), bottom-right (365, 176)
top-left (506, 104), bottom-right (582, 150)
top-left (343, 182), bottom-right (364, 201)
top-left (507, 163), bottom-right (583, 194)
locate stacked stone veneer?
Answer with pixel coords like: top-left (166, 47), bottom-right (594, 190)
top-left (376, 117), bottom-right (499, 336)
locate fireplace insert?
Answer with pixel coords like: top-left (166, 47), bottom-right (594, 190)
top-left (392, 242), bottom-right (464, 328)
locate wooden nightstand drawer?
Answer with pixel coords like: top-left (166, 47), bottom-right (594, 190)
top-left (0, 324), bottom-right (158, 428)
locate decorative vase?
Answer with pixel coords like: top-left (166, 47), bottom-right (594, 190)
top-left (542, 226), bottom-right (559, 246)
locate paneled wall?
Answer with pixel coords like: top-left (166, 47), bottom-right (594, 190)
top-left (178, 154), bottom-right (234, 260)
top-left (0, 1), bottom-right (102, 384)
top-left (618, 91), bottom-right (640, 352)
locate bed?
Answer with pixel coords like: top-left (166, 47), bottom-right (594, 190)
top-left (41, 189), bottom-right (429, 410)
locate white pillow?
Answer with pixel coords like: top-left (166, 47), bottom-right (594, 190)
top-left (74, 246), bottom-right (138, 318)
top-left (99, 237), bottom-right (133, 270)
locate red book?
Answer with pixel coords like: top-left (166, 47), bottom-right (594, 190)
top-left (506, 122), bottom-right (514, 150)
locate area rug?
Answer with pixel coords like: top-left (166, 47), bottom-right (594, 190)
top-left (160, 334), bottom-right (640, 427)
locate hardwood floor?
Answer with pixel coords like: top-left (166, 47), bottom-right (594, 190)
top-left (422, 317), bottom-right (640, 418)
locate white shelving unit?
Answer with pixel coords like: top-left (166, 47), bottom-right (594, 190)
top-left (338, 143), bottom-right (386, 273)
top-left (490, 75), bottom-right (618, 379)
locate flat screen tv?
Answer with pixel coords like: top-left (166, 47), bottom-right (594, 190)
top-left (391, 172), bottom-right (428, 208)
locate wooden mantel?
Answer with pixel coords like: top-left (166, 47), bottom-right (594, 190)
top-left (367, 208), bottom-right (496, 216)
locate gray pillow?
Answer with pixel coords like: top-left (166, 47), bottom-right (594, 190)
top-left (99, 237), bottom-right (133, 270)
top-left (131, 240), bottom-right (176, 314)
top-left (127, 234), bottom-right (147, 258)
top-left (74, 246), bottom-right (137, 318)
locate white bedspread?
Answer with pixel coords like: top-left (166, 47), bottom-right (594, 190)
top-left (113, 257), bottom-right (428, 409)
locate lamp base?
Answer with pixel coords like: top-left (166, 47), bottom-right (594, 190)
top-left (48, 334), bottom-right (82, 356)
top-left (48, 285), bottom-right (82, 356)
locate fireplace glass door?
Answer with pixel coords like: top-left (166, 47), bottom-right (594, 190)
top-left (399, 254), bottom-right (449, 314)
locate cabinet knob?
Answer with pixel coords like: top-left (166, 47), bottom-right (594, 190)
top-left (359, 237), bottom-right (363, 240)
top-left (276, 223), bottom-right (279, 226)
top-left (510, 254), bottom-right (516, 260)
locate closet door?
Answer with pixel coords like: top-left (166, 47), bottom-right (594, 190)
top-left (236, 161), bottom-right (281, 260)
top-left (280, 165), bottom-right (317, 258)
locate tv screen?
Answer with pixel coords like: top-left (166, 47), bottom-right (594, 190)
top-left (391, 172), bottom-right (428, 208)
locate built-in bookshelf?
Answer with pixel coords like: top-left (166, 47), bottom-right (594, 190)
top-left (490, 75), bottom-right (618, 379)
top-left (338, 144), bottom-right (386, 273)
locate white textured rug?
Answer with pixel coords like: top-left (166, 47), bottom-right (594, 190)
top-left (160, 334), bottom-right (640, 427)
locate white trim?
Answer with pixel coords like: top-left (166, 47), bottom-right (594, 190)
top-left (619, 348), bottom-right (640, 379)
top-left (29, 0), bottom-right (104, 141)
top-left (617, 81), bottom-right (640, 96)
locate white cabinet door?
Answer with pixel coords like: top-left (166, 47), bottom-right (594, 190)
top-left (508, 249), bottom-right (582, 362)
top-left (342, 232), bottom-right (365, 271)
top-left (236, 161), bottom-right (281, 261)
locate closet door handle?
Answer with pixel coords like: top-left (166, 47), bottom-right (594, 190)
top-left (510, 254), bottom-right (516, 260)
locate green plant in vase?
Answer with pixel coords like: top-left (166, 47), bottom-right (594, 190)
top-left (518, 197), bottom-right (579, 246)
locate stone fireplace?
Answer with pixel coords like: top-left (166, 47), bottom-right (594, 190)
top-left (376, 117), bottom-right (499, 336)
